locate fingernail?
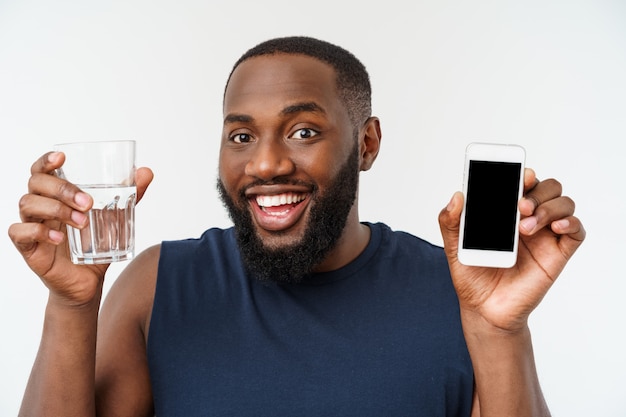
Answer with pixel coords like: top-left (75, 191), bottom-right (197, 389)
top-left (48, 229), bottom-right (64, 243)
top-left (71, 210), bottom-right (87, 226)
top-left (74, 192), bottom-right (91, 209)
top-left (520, 216), bottom-right (537, 232)
top-left (519, 197), bottom-right (533, 212)
top-left (48, 152), bottom-right (62, 164)
top-left (554, 219), bottom-right (570, 230)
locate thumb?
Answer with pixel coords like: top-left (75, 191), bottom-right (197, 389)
top-left (438, 191), bottom-right (464, 263)
top-left (135, 167), bottom-right (154, 203)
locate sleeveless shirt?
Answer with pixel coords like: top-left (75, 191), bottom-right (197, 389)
top-left (147, 222), bottom-right (473, 416)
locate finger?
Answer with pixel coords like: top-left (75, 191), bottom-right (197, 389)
top-left (30, 151), bottom-right (64, 175)
top-left (519, 195), bottom-right (575, 235)
top-left (27, 170), bottom-right (92, 212)
top-left (19, 193), bottom-right (89, 229)
top-left (523, 167), bottom-right (539, 191)
top-left (28, 151), bottom-right (92, 213)
top-left (8, 222), bottom-right (70, 279)
top-left (8, 222), bottom-right (65, 253)
top-left (438, 191), bottom-right (464, 262)
top-left (519, 178), bottom-right (562, 217)
top-left (551, 216), bottom-right (586, 259)
top-left (135, 167), bottom-right (154, 203)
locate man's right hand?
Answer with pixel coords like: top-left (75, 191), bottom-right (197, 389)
top-left (8, 151), bottom-right (154, 307)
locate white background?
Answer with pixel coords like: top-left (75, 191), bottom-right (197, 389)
top-left (1, 0), bottom-right (625, 415)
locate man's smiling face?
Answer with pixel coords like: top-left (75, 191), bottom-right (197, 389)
top-left (217, 53), bottom-right (360, 282)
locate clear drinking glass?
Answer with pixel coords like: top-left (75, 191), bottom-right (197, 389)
top-left (53, 140), bottom-right (137, 264)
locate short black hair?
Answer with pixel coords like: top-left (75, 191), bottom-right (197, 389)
top-left (225, 36), bottom-right (372, 128)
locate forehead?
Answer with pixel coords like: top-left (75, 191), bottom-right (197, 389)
top-left (224, 54), bottom-right (341, 115)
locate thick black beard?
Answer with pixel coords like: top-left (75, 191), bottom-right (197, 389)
top-left (217, 143), bottom-right (360, 284)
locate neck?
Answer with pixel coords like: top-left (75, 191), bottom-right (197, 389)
top-left (313, 208), bottom-right (370, 273)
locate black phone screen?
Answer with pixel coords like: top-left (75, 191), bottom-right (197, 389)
top-left (462, 160), bottom-right (522, 251)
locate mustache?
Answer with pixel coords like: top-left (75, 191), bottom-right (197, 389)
top-left (234, 178), bottom-right (319, 199)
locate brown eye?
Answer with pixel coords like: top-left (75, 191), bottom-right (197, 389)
top-left (290, 128), bottom-right (319, 140)
top-left (231, 133), bottom-right (252, 144)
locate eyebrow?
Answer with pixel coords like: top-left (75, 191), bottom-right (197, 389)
top-left (223, 102), bottom-right (326, 126)
top-left (224, 113), bottom-right (253, 125)
top-left (281, 101), bottom-right (326, 116)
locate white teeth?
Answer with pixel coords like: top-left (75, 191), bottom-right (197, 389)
top-left (256, 193), bottom-right (305, 208)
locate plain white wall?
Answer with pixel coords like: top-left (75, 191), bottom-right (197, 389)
top-left (1, 0), bottom-right (625, 415)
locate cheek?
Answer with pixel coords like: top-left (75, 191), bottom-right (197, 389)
top-left (218, 151), bottom-right (246, 188)
top-left (302, 144), bottom-right (352, 184)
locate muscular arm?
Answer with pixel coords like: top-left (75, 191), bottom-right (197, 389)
top-left (19, 291), bottom-right (102, 416)
top-left (10, 152), bottom-right (156, 416)
top-left (463, 313), bottom-right (550, 417)
top-left (18, 247), bottom-right (158, 417)
top-left (95, 245), bottom-right (160, 416)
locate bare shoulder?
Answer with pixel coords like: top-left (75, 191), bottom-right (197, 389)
top-left (94, 244), bottom-right (161, 416)
top-left (101, 244), bottom-right (162, 337)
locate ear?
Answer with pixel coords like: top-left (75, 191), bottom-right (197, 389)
top-left (359, 116), bottom-right (382, 171)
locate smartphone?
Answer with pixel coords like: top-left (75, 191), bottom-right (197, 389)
top-left (457, 142), bottom-right (526, 268)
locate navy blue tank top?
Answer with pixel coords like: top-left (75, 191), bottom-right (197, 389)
top-left (147, 222), bottom-right (473, 416)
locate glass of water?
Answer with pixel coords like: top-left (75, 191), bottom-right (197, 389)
top-left (53, 140), bottom-right (137, 265)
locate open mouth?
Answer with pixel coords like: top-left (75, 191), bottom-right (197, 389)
top-left (248, 191), bottom-right (310, 232)
top-left (255, 192), bottom-right (307, 215)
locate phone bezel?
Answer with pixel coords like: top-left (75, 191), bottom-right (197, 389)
top-left (457, 142), bottom-right (526, 268)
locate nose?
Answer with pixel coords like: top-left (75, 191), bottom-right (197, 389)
top-left (244, 138), bottom-right (296, 181)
